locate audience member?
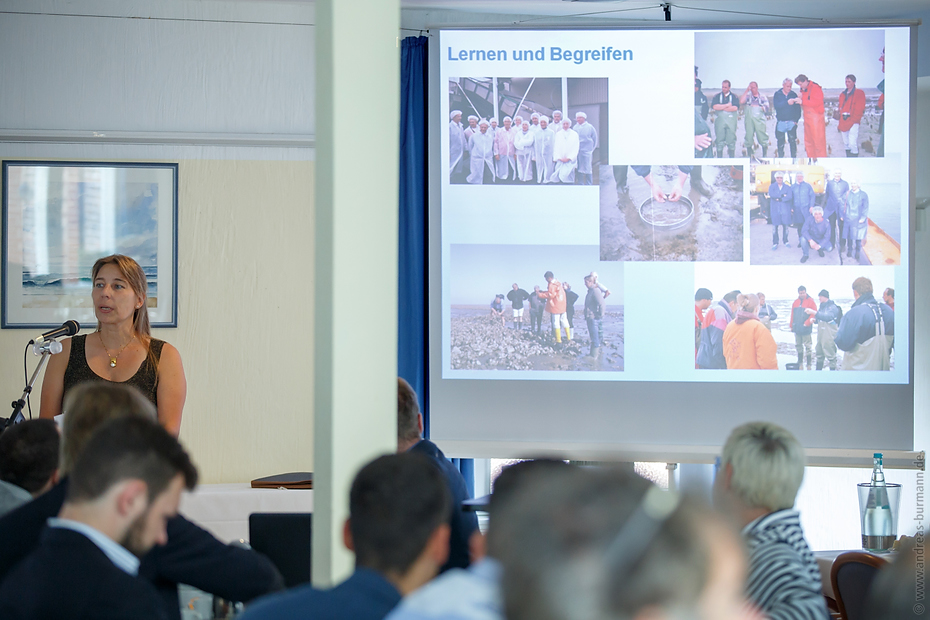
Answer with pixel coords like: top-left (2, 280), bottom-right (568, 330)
top-left (398, 377), bottom-right (479, 571)
top-left (0, 416), bottom-right (197, 619)
top-left (0, 419), bottom-right (59, 517)
top-left (385, 459), bottom-right (573, 620)
top-left (498, 466), bottom-right (754, 620)
top-left (0, 382), bottom-right (284, 620)
top-left (240, 452), bottom-right (452, 620)
top-left (714, 422), bottom-right (829, 620)
top-left (863, 535), bottom-right (922, 620)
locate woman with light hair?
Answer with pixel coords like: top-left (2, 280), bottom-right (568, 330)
top-left (714, 421), bottom-right (827, 620)
top-left (721, 293), bottom-right (777, 369)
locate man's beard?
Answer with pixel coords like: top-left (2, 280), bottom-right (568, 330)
top-left (120, 509), bottom-right (150, 559)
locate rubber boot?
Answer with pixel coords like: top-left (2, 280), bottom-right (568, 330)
top-left (806, 354), bottom-right (812, 370)
top-left (849, 152), bottom-right (858, 158)
top-left (555, 328), bottom-right (562, 344)
top-left (855, 240), bottom-right (861, 261)
top-left (816, 360), bottom-right (824, 371)
top-left (567, 327), bottom-right (573, 341)
top-left (846, 149), bottom-right (852, 157)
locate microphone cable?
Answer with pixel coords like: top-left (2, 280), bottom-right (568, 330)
top-left (22, 341), bottom-right (33, 420)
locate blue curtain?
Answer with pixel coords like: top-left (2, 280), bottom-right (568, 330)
top-left (398, 35), bottom-right (475, 494)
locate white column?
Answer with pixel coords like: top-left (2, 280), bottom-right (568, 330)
top-left (313, 0), bottom-right (400, 586)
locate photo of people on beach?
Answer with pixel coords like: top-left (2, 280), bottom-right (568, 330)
top-left (600, 164), bottom-right (744, 262)
top-left (749, 156), bottom-right (901, 266)
top-left (695, 29), bottom-right (886, 160)
top-left (694, 266), bottom-right (894, 371)
top-left (449, 244), bottom-right (623, 372)
top-left (449, 77), bottom-right (607, 185)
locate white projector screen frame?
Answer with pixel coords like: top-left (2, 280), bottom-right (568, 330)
top-left (427, 25), bottom-right (918, 464)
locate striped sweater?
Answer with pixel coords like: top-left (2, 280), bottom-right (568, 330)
top-left (743, 510), bottom-right (829, 620)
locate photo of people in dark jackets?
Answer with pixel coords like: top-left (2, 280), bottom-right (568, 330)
top-left (695, 29), bottom-right (885, 160)
top-left (749, 156), bottom-right (902, 266)
top-left (600, 164), bottom-right (744, 262)
top-left (694, 269), bottom-right (894, 371)
top-left (448, 244), bottom-right (623, 373)
top-left (448, 77), bottom-right (607, 185)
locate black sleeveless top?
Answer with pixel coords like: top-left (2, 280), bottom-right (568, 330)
top-left (62, 334), bottom-right (164, 406)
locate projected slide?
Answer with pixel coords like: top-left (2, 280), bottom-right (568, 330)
top-left (439, 27), bottom-right (909, 385)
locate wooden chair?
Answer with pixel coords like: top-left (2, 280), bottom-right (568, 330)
top-left (830, 551), bottom-right (887, 620)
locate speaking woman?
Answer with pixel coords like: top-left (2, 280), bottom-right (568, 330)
top-left (40, 255), bottom-right (186, 436)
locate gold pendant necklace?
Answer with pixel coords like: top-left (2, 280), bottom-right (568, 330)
top-left (99, 332), bottom-right (134, 368)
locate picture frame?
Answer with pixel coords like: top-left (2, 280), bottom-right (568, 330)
top-left (2, 161), bottom-right (179, 329)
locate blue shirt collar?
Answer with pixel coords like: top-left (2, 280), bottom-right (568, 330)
top-left (48, 517), bottom-right (140, 576)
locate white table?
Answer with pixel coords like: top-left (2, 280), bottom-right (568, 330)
top-left (178, 483), bottom-right (313, 544)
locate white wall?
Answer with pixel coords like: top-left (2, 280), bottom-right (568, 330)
top-left (0, 1), bottom-right (317, 483)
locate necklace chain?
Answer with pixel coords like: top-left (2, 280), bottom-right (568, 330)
top-left (98, 332), bottom-right (135, 368)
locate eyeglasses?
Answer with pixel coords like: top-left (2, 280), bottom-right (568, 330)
top-left (604, 485), bottom-right (681, 576)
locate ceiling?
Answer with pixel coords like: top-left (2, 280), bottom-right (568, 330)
top-left (400, 1), bottom-right (928, 28)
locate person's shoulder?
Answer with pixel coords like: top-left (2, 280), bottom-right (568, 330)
top-left (386, 568), bottom-right (496, 620)
top-left (240, 584), bottom-right (322, 620)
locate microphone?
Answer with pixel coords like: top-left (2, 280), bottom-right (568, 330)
top-left (31, 320), bottom-right (80, 345)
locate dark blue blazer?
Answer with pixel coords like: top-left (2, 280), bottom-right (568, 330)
top-left (0, 478), bottom-right (284, 620)
top-left (239, 568), bottom-right (401, 620)
top-left (0, 527), bottom-right (167, 620)
top-left (410, 438), bottom-right (480, 572)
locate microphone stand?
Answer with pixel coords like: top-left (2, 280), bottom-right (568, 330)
top-left (3, 340), bottom-right (63, 431)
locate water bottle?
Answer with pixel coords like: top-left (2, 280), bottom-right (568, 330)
top-left (862, 452), bottom-right (894, 551)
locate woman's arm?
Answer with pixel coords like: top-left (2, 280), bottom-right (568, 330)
top-left (39, 337), bottom-right (72, 419)
top-left (156, 343), bottom-right (187, 437)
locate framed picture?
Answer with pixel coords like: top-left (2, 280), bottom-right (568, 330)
top-left (2, 161), bottom-right (178, 329)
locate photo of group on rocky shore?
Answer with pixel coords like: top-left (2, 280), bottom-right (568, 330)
top-left (449, 244), bottom-right (623, 372)
top-left (448, 77), bottom-right (607, 185)
top-left (695, 28), bottom-right (886, 160)
top-left (748, 157), bottom-right (901, 266)
top-left (600, 164), bottom-right (744, 262)
top-left (694, 267), bottom-right (894, 371)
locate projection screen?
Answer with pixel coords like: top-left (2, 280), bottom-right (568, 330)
top-left (428, 26), bottom-right (916, 462)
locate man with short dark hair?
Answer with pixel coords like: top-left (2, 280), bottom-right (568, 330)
top-left (0, 382), bottom-right (284, 620)
top-left (397, 378), bottom-right (478, 572)
top-left (791, 286), bottom-right (817, 370)
top-left (694, 288), bottom-right (713, 359)
top-left (835, 277), bottom-right (894, 370)
top-left (0, 419), bottom-right (59, 517)
top-left (385, 459), bottom-right (573, 620)
top-left (240, 453), bottom-right (452, 620)
top-left (0, 416), bottom-right (198, 619)
top-left (506, 284), bottom-right (530, 331)
top-left (805, 289), bottom-right (843, 371)
top-left (883, 287), bottom-right (895, 310)
top-left (795, 74), bottom-right (826, 159)
top-left (712, 80), bottom-right (739, 157)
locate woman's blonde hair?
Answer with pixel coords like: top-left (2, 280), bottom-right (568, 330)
top-left (92, 254), bottom-right (158, 371)
top-left (736, 293), bottom-right (760, 314)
